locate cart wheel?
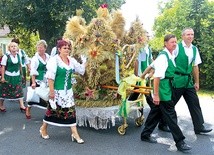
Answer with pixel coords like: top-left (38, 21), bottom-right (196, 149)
top-left (118, 124), bottom-right (128, 135)
top-left (135, 116), bottom-right (144, 127)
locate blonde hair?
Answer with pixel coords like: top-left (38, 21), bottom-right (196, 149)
top-left (36, 40), bottom-right (48, 49)
top-left (7, 42), bottom-right (18, 51)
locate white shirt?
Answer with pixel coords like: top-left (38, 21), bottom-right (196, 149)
top-left (30, 52), bottom-right (50, 76)
top-left (151, 48), bottom-right (176, 79)
top-left (174, 41), bottom-right (202, 66)
top-left (137, 44), bottom-right (153, 76)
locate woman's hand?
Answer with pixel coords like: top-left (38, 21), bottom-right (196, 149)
top-left (49, 91), bottom-right (55, 100)
top-left (31, 83), bottom-right (36, 89)
top-left (1, 78), bottom-right (7, 83)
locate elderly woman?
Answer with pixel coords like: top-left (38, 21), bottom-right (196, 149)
top-left (39, 40), bottom-right (86, 144)
top-left (25, 40), bottom-right (50, 119)
top-left (0, 42), bottom-right (26, 112)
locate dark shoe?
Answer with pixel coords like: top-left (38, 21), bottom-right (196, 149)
top-left (158, 125), bottom-right (170, 132)
top-left (176, 142), bottom-right (191, 152)
top-left (195, 127), bottom-right (212, 134)
top-left (141, 136), bottom-right (157, 143)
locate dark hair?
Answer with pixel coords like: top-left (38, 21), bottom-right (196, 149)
top-left (55, 37), bottom-right (63, 45)
top-left (57, 40), bottom-right (69, 49)
top-left (164, 34), bottom-right (176, 42)
top-left (11, 38), bottom-right (20, 44)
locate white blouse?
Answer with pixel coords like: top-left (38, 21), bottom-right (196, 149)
top-left (1, 54), bottom-right (20, 76)
top-left (30, 52), bottom-right (50, 76)
top-left (45, 55), bottom-right (85, 81)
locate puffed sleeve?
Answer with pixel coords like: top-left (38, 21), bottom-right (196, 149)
top-left (1, 55), bottom-right (8, 66)
top-left (30, 55), bottom-right (39, 76)
top-left (45, 56), bottom-right (57, 80)
top-left (69, 57), bottom-right (85, 75)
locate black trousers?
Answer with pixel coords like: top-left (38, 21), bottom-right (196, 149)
top-left (141, 100), bottom-right (185, 144)
top-left (145, 94), bottom-right (168, 127)
top-left (173, 87), bottom-right (204, 131)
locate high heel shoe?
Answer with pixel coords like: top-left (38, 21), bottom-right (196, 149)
top-left (20, 107), bottom-right (26, 113)
top-left (39, 129), bottom-right (50, 139)
top-left (25, 107), bottom-right (31, 119)
top-left (26, 114), bottom-right (31, 119)
top-left (0, 108), bottom-right (6, 112)
top-left (71, 134), bottom-right (84, 144)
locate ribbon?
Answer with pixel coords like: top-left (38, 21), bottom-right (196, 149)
top-left (115, 51), bottom-right (121, 84)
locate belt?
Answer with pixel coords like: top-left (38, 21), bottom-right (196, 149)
top-left (175, 72), bottom-right (190, 76)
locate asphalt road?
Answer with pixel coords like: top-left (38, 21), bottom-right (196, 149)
top-left (0, 94), bottom-right (214, 155)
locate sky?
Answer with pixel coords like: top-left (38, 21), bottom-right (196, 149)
top-left (121, 0), bottom-right (164, 36)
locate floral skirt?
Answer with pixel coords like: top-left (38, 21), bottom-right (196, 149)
top-left (43, 104), bottom-right (76, 127)
top-left (0, 74), bottom-right (23, 100)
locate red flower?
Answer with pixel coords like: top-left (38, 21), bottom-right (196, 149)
top-left (101, 4), bottom-right (108, 8)
top-left (46, 109), bottom-right (51, 117)
top-left (64, 111), bottom-right (68, 119)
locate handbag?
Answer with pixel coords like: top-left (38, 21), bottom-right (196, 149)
top-left (35, 82), bottom-right (50, 101)
top-left (26, 86), bottom-right (40, 103)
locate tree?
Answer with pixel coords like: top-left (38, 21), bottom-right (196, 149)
top-left (151, 0), bottom-right (214, 90)
top-left (0, 0), bottom-right (125, 52)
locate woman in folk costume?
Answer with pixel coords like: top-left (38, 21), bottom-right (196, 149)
top-left (0, 42), bottom-right (26, 112)
top-left (39, 40), bottom-right (86, 144)
top-left (25, 40), bottom-right (50, 119)
top-left (11, 38), bottom-right (31, 88)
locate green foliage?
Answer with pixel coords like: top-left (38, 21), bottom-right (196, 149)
top-left (198, 1), bottom-right (214, 89)
top-left (8, 28), bottom-right (40, 58)
top-left (0, 0), bottom-right (124, 54)
top-left (152, 0), bottom-right (214, 90)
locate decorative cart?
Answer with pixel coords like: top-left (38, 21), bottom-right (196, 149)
top-left (64, 5), bottom-right (152, 134)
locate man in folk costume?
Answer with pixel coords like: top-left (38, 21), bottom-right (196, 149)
top-left (141, 34), bottom-right (191, 153)
top-left (134, 34), bottom-right (170, 132)
top-left (173, 28), bottom-right (212, 134)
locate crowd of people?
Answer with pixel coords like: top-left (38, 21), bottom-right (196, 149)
top-left (0, 27), bottom-right (212, 152)
top-left (0, 38), bottom-right (86, 144)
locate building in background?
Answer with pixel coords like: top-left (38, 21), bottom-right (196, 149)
top-left (0, 25), bottom-right (12, 53)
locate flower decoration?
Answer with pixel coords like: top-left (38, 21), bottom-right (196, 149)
top-left (84, 87), bottom-right (96, 100)
top-left (101, 4), bottom-right (108, 8)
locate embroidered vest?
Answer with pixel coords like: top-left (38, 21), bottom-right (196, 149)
top-left (20, 50), bottom-right (25, 66)
top-left (36, 60), bottom-right (46, 81)
top-left (140, 47), bottom-right (152, 73)
top-left (173, 42), bottom-right (196, 88)
top-left (158, 51), bottom-right (175, 101)
top-left (54, 66), bottom-right (73, 90)
top-left (6, 54), bottom-right (21, 73)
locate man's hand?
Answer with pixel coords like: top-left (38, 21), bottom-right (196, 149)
top-left (194, 83), bottom-right (200, 91)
